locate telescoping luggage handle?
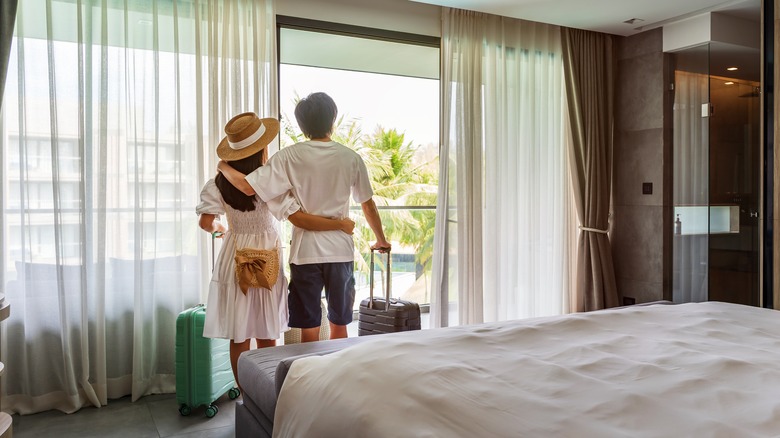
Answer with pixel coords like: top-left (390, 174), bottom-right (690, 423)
top-left (368, 248), bottom-right (391, 310)
top-left (211, 228), bottom-right (224, 272)
top-left (211, 233), bottom-right (218, 272)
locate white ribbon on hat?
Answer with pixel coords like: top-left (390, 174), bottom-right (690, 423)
top-left (228, 123), bottom-right (266, 150)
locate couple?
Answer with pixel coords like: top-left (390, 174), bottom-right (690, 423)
top-left (195, 92), bottom-right (390, 387)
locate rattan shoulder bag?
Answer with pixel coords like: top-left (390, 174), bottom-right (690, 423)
top-left (227, 215), bottom-right (280, 294)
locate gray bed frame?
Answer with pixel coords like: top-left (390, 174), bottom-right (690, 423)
top-left (235, 336), bottom-right (372, 438)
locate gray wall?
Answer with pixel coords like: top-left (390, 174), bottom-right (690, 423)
top-left (612, 28), bottom-right (672, 303)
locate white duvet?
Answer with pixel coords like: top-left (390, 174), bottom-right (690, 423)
top-left (273, 302), bottom-right (780, 437)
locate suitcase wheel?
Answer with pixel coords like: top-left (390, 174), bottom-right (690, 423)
top-left (228, 387), bottom-right (241, 400)
top-left (178, 404), bottom-right (191, 416)
top-left (205, 404), bottom-right (219, 418)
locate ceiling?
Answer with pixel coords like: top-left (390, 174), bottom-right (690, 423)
top-left (410, 0), bottom-right (760, 37)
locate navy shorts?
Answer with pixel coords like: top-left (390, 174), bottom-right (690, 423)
top-left (288, 262), bottom-right (355, 328)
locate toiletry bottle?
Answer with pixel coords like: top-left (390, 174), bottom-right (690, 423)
top-left (674, 214), bottom-right (682, 235)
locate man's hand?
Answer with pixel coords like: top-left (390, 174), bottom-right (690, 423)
top-left (339, 218), bottom-right (355, 235)
top-left (371, 240), bottom-right (391, 253)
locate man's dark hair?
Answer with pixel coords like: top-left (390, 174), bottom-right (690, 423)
top-left (294, 92), bottom-right (338, 139)
top-left (215, 149), bottom-right (265, 211)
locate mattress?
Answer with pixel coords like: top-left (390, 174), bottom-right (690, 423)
top-left (273, 302), bottom-right (780, 437)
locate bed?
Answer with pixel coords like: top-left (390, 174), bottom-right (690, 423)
top-left (237, 301), bottom-right (780, 437)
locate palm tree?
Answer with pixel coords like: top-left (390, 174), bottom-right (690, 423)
top-left (360, 127), bottom-right (437, 273)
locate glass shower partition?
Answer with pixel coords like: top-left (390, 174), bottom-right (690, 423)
top-left (672, 42), bottom-right (761, 306)
top-left (707, 75), bottom-right (760, 306)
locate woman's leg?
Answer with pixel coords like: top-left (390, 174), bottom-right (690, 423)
top-left (255, 338), bottom-right (276, 348)
top-left (230, 339), bottom-right (251, 389)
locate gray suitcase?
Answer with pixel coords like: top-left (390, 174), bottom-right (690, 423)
top-left (358, 249), bottom-right (421, 336)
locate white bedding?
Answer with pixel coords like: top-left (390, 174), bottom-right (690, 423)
top-left (273, 302), bottom-right (780, 437)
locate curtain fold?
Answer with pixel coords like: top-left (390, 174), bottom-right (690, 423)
top-left (0, 0), bottom-right (18, 109)
top-left (561, 27), bottom-right (620, 312)
top-left (0, 0), bottom-right (276, 415)
top-left (431, 8), bottom-right (573, 326)
top-left (431, 9), bottom-right (485, 327)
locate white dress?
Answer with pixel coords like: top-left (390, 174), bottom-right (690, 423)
top-left (196, 180), bottom-right (289, 342)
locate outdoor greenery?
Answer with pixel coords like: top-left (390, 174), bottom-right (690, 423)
top-left (280, 111), bottom-right (438, 281)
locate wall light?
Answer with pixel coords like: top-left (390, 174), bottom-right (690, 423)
top-left (724, 81), bottom-right (735, 85)
top-left (727, 67), bottom-right (738, 71)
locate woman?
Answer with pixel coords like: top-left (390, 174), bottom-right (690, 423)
top-left (196, 112), bottom-right (353, 388)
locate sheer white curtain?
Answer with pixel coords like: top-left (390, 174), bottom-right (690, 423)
top-left (432, 8), bottom-right (573, 327)
top-left (0, 0), bottom-right (275, 414)
top-left (673, 70), bottom-right (709, 303)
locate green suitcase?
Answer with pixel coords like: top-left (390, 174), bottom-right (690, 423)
top-left (175, 304), bottom-right (240, 417)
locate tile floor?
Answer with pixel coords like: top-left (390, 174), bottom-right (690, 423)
top-left (8, 315), bottom-right (425, 437)
top-left (7, 319), bottom-right (361, 438)
top-left (11, 392), bottom-right (236, 438)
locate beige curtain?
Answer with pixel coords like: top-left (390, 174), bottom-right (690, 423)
top-left (0, 0), bottom-right (18, 109)
top-left (561, 27), bottom-right (619, 311)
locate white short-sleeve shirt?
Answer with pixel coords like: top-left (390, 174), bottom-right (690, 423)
top-left (246, 140), bottom-right (374, 265)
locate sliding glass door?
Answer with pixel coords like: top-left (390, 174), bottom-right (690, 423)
top-left (276, 18), bottom-right (440, 326)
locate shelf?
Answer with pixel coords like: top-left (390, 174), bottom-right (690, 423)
top-left (674, 205), bottom-right (740, 235)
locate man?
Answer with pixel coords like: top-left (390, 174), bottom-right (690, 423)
top-left (218, 92), bottom-right (391, 342)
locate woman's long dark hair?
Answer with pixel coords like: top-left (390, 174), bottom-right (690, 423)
top-left (215, 149), bottom-right (266, 211)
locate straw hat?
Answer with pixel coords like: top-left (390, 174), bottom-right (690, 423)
top-left (216, 112), bottom-right (279, 161)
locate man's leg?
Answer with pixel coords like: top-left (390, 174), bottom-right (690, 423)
top-left (323, 262), bottom-right (356, 340)
top-left (328, 321), bottom-right (348, 339)
top-left (300, 327), bottom-right (320, 342)
top-left (289, 263), bottom-right (325, 343)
